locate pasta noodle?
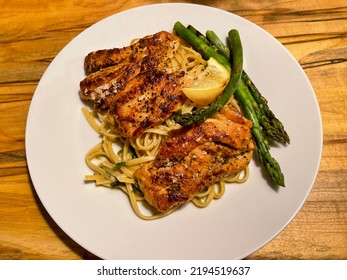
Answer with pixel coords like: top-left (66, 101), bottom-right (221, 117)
top-left (83, 43), bottom-right (249, 220)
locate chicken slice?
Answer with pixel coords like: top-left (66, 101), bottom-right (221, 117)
top-left (134, 105), bottom-right (254, 212)
top-left (108, 69), bottom-right (187, 139)
top-left (84, 31), bottom-right (180, 74)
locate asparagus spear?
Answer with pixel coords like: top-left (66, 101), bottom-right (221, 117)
top-left (188, 26), bottom-right (221, 55)
top-left (242, 71), bottom-right (290, 144)
top-left (206, 30), bottom-right (231, 60)
top-left (236, 77), bottom-right (285, 186)
top-left (187, 25), bottom-right (210, 44)
top-left (234, 77), bottom-right (289, 145)
top-left (173, 25), bottom-right (242, 126)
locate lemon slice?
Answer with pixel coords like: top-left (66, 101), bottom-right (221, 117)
top-left (182, 57), bottom-right (230, 105)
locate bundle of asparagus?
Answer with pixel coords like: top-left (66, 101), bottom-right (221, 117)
top-left (172, 21), bottom-right (290, 187)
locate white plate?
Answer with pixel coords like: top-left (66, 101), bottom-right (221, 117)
top-left (26, 3), bottom-right (322, 259)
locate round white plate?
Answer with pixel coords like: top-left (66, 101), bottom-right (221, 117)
top-left (26, 3), bottom-right (322, 259)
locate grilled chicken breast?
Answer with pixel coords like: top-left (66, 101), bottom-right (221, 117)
top-left (80, 31), bottom-right (187, 136)
top-left (80, 31), bottom-right (181, 111)
top-left (134, 105), bottom-right (254, 212)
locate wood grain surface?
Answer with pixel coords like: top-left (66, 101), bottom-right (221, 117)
top-left (0, 0), bottom-right (346, 260)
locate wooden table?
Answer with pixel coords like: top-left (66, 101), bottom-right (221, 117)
top-left (1, 0), bottom-right (346, 260)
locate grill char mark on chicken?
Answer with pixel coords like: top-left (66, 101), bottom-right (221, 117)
top-left (80, 56), bottom-right (159, 111)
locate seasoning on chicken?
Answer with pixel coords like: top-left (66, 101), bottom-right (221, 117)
top-left (80, 56), bottom-right (158, 110)
top-left (79, 31), bottom-right (189, 137)
top-left (134, 105), bottom-right (254, 212)
top-left (108, 69), bottom-right (187, 139)
top-left (84, 31), bottom-right (181, 74)
top-left (80, 31), bottom-right (181, 111)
